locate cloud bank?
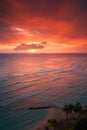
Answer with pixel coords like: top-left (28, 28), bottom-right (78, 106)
top-left (14, 42), bottom-right (47, 50)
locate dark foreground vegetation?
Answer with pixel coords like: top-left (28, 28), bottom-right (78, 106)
top-left (38, 102), bottom-right (87, 130)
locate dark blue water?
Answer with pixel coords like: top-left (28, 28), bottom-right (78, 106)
top-left (0, 53), bottom-right (87, 130)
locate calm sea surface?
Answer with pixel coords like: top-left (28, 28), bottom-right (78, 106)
top-left (0, 53), bottom-right (87, 130)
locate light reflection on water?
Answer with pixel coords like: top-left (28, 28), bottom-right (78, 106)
top-left (0, 53), bottom-right (87, 129)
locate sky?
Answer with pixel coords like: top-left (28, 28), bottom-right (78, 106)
top-left (0, 0), bottom-right (87, 53)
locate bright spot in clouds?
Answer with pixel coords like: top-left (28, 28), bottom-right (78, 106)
top-left (28, 49), bottom-right (37, 53)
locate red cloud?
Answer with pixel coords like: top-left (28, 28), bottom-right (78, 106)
top-left (0, 0), bottom-right (87, 53)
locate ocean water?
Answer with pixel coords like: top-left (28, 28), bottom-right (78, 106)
top-left (0, 53), bottom-right (87, 130)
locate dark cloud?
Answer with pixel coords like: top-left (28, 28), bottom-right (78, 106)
top-left (75, 0), bottom-right (87, 12)
top-left (8, 0), bottom-right (87, 20)
top-left (16, 0), bottom-right (63, 19)
top-left (0, 0), bottom-right (87, 46)
top-left (0, 21), bottom-right (26, 43)
top-left (14, 42), bottom-right (47, 50)
top-left (0, 0), bottom-right (16, 18)
top-left (0, 21), bottom-right (15, 42)
top-left (1, 0), bottom-right (87, 20)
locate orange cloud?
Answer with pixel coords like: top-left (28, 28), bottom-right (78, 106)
top-left (0, 0), bottom-right (87, 53)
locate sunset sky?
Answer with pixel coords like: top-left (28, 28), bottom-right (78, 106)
top-left (0, 0), bottom-right (87, 53)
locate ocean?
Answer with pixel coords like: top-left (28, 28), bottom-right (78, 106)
top-left (0, 53), bottom-right (87, 130)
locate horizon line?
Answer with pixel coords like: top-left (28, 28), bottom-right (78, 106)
top-left (0, 52), bottom-right (87, 54)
